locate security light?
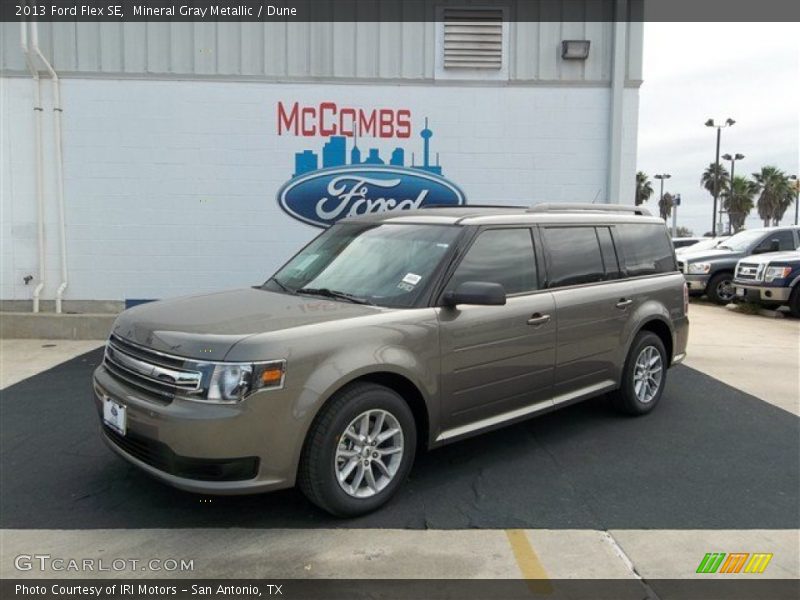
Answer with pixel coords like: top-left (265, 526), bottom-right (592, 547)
top-left (561, 40), bottom-right (590, 60)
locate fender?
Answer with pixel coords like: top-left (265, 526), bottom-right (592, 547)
top-left (617, 299), bottom-right (676, 383)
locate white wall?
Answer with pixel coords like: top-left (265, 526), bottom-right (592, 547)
top-left (1, 76), bottom-right (638, 302)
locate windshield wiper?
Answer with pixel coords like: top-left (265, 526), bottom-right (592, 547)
top-left (718, 245), bottom-right (733, 250)
top-left (296, 287), bottom-right (374, 305)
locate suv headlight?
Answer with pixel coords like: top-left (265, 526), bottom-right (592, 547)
top-left (764, 266), bottom-right (792, 282)
top-left (687, 262), bottom-right (711, 274)
top-left (188, 360), bottom-right (285, 404)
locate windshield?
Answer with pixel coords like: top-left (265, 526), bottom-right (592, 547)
top-left (677, 237), bottom-right (726, 254)
top-left (718, 229), bottom-right (766, 252)
top-left (265, 223), bottom-right (461, 308)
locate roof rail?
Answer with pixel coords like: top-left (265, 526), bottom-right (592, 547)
top-left (421, 204), bottom-right (527, 209)
top-left (527, 203), bottom-right (651, 216)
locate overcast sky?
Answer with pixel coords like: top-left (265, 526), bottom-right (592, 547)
top-left (637, 22), bottom-right (799, 236)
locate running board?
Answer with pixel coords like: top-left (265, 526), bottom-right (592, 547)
top-left (436, 380), bottom-right (617, 443)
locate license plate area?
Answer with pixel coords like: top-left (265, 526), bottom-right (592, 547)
top-left (736, 287), bottom-right (745, 297)
top-left (103, 397), bottom-right (127, 435)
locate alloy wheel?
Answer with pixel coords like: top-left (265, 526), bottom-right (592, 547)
top-left (633, 345), bottom-right (663, 404)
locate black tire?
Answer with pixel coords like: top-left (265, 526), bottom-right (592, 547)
top-left (707, 272), bottom-right (736, 305)
top-left (298, 382), bottom-right (416, 517)
top-left (610, 331), bottom-right (668, 416)
top-left (789, 286), bottom-right (800, 319)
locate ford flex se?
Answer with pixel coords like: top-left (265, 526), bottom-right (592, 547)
top-left (93, 204), bottom-right (689, 516)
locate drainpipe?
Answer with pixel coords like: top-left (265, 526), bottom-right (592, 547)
top-left (20, 21), bottom-right (46, 312)
top-left (30, 22), bottom-right (68, 313)
top-left (607, 0), bottom-right (627, 204)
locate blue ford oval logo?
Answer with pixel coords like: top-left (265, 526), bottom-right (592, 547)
top-left (278, 166), bottom-right (466, 229)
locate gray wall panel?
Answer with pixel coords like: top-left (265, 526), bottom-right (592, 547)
top-left (3, 4), bottom-right (642, 86)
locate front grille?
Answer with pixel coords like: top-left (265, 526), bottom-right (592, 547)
top-left (104, 334), bottom-right (204, 402)
top-left (735, 262), bottom-right (763, 282)
top-left (103, 426), bottom-right (259, 482)
top-left (677, 260), bottom-right (685, 273)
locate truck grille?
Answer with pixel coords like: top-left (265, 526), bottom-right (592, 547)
top-left (103, 334), bottom-right (204, 402)
top-left (735, 262), bottom-right (763, 282)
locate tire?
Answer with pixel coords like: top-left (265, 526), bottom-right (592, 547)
top-left (610, 331), bottom-right (668, 416)
top-left (789, 286), bottom-right (800, 319)
top-left (298, 382), bottom-right (416, 517)
top-left (707, 272), bottom-right (736, 305)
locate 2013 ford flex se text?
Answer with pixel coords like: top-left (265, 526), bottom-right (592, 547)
top-left (93, 204), bottom-right (689, 516)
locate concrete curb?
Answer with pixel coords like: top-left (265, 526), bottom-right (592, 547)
top-left (0, 312), bottom-right (115, 340)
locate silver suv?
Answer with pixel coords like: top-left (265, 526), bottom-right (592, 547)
top-left (93, 204), bottom-right (689, 516)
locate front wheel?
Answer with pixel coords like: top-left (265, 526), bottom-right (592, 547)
top-left (610, 331), bottom-right (668, 416)
top-left (789, 286), bottom-right (800, 318)
top-left (707, 272), bottom-right (736, 305)
top-left (298, 382), bottom-right (416, 517)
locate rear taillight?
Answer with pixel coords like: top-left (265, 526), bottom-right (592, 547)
top-left (683, 282), bottom-right (689, 314)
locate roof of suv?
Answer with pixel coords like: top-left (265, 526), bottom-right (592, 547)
top-left (348, 203), bottom-right (664, 227)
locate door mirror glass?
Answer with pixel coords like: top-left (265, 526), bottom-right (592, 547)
top-left (443, 281), bottom-right (506, 306)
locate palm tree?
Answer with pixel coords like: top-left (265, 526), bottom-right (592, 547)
top-left (752, 166), bottom-right (790, 226)
top-left (635, 172), bottom-right (654, 206)
top-left (659, 192), bottom-right (674, 221)
top-left (722, 176), bottom-right (756, 232)
top-left (701, 163), bottom-right (730, 200)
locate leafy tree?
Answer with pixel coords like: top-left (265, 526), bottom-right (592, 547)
top-left (659, 192), bottom-right (674, 221)
top-left (701, 163), bottom-right (730, 200)
top-left (675, 226), bottom-right (693, 237)
top-left (752, 166), bottom-right (791, 226)
top-left (722, 176), bottom-right (756, 232)
top-left (635, 172), bottom-right (654, 206)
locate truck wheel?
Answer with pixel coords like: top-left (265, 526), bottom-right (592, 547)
top-left (610, 331), bottom-right (667, 416)
top-left (298, 382), bottom-right (416, 517)
top-left (707, 272), bottom-right (736, 305)
top-left (789, 286), bottom-right (800, 318)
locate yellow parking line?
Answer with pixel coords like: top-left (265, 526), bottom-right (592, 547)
top-left (505, 529), bottom-right (553, 593)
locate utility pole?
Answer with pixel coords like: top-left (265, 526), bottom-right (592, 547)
top-left (705, 118), bottom-right (736, 236)
top-left (672, 194), bottom-right (681, 237)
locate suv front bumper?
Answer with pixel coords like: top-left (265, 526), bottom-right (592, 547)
top-left (92, 364), bottom-right (305, 495)
top-left (733, 282), bottom-right (791, 303)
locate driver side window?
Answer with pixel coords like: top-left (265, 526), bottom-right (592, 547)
top-left (446, 228), bottom-right (537, 295)
top-left (756, 230), bottom-right (796, 252)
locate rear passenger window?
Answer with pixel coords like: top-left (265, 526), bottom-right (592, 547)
top-left (447, 229), bottom-right (537, 295)
top-left (543, 227), bottom-right (605, 287)
top-left (616, 223), bottom-right (677, 276)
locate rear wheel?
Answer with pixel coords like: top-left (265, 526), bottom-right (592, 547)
top-left (298, 382), bottom-right (416, 517)
top-left (610, 331), bottom-right (668, 416)
top-left (707, 272), bottom-right (736, 305)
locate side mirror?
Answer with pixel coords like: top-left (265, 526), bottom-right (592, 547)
top-left (442, 281), bottom-right (506, 306)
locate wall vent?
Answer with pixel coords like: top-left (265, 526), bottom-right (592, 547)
top-left (442, 8), bottom-right (504, 70)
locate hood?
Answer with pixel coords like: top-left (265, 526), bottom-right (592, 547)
top-left (112, 287), bottom-right (382, 360)
top-left (738, 251), bottom-right (800, 265)
top-left (677, 248), bottom-right (739, 262)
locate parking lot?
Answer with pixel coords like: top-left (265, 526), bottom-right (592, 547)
top-left (1, 303), bottom-right (798, 584)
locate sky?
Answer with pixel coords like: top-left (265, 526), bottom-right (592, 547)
top-left (637, 22), bottom-right (799, 236)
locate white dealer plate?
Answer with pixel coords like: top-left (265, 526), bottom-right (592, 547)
top-left (103, 397), bottom-right (127, 435)
top-left (736, 287), bottom-right (745, 297)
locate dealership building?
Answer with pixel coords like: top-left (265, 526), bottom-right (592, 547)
top-left (1, 5), bottom-right (644, 308)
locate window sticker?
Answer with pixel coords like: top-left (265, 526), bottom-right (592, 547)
top-left (402, 273), bottom-right (422, 286)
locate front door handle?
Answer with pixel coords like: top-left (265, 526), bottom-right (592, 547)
top-left (616, 298), bottom-right (633, 309)
top-left (527, 313), bottom-right (551, 326)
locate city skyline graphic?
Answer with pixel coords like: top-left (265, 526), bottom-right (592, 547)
top-left (293, 118), bottom-right (444, 178)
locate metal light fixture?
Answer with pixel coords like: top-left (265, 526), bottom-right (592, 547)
top-left (705, 117), bottom-right (736, 236)
top-left (561, 40), bottom-right (590, 60)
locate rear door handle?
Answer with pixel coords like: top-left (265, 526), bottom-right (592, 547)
top-left (527, 313), bottom-right (551, 326)
top-left (615, 298), bottom-right (633, 309)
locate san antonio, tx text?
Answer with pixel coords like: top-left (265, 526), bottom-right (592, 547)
top-left (16, 584), bottom-right (280, 596)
